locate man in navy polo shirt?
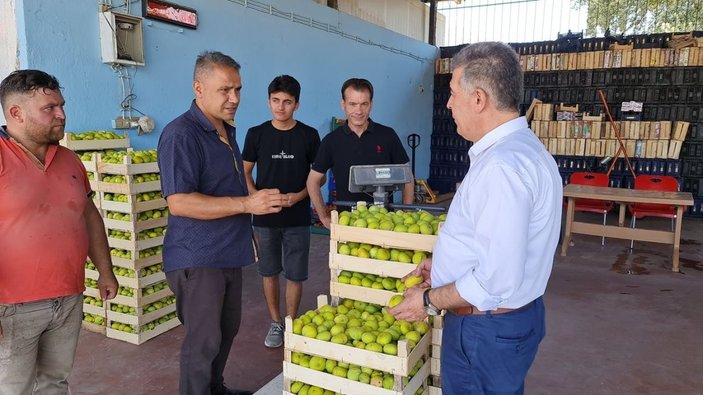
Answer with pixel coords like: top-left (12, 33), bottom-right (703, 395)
top-left (306, 78), bottom-right (414, 228)
top-left (157, 51), bottom-right (286, 395)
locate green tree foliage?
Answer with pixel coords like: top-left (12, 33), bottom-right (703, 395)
top-left (573, 0), bottom-right (703, 36)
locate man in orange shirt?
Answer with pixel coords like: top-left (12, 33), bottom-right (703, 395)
top-left (0, 70), bottom-right (118, 394)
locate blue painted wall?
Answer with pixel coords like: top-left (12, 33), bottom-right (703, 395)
top-left (14, 0), bottom-right (438, 179)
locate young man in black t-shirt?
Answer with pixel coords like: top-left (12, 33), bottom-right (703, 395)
top-left (242, 75), bottom-right (320, 348)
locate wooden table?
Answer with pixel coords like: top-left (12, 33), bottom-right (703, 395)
top-left (561, 184), bottom-right (694, 272)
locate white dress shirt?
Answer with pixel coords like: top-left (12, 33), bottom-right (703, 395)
top-left (431, 117), bottom-right (562, 311)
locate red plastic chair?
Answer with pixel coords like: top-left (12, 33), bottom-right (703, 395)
top-left (568, 172), bottom-right (613, 245)
top-left (628, 175), bottom-right (679, 249)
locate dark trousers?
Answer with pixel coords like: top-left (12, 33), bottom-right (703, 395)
top-left (166, 268), bottom-right (243, 395)
top-left (441, 297), bottom-right (545, 395)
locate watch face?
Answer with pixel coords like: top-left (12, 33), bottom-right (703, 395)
top-left (425, 305), bottom-right (440, 316)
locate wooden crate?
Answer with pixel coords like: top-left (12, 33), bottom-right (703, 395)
top-left (97, 179), bottom-right (161, 195)
top-left (282, 360), bottom-right (429, 395)
top-left (61, 132), bottom-right (130, 151)
top-left (111, 254), bottom-right (163, 271)
top-left (83, 301), bottom-right (107, 317)
top-left (105, 316), bottom-right (180, 345)
top-left (97, 152), bottom-right (159, 175)
top-left (284, 296), bottom-right (431, 377)
top-left (107, 235), bottom-right (164, 252)
top-left (83, 286), bottom-right (101, 299)
top-left (329, 251), bottom-right (419, 280)
top-left (111, 286), bottom-right (173, 308)
top-left (428, 386), bottom-right (441, 395)
top-left (329, 282), bottom-right (401, 307)
top-left (106, 301), bottom-right (176, 326)
top-left (330, 211), bottom-right (438, 253)
top-left (103, 216), bottom-right (167, 233)
top-left (81, 321), bottom-right (107, 334)
top-left (100, 193), bottom-right (167, 214)
top-left (114, 269), bottom-right (166, 290)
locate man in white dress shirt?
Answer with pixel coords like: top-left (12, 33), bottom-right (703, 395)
top-left (389, 42), bottom-right (562, 394)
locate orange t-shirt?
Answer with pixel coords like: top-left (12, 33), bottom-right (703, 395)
top-left (0, 131), bottom-right (91, 303)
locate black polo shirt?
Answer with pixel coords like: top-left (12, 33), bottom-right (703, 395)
top-left (157, 100), bottom-right (254, 272)
top-left (311, 119), bottom-right (409, 203)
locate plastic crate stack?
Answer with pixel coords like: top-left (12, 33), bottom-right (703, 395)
top-left (429, 73), bottom-right (472, 194)
top-left (94, 150), bottom-right (179, 344)
top-left (61, 131), bottom-right (130, 334)
top-left (282, 209), bottom-right (438, 394)
top-left (434, 32), bottom-right (703, 216)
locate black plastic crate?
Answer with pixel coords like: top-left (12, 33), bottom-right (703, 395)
top-left (682, 177), bottom-right (701, 197)
top-left (686, 198), bottom-right (703, 218)
top-left (681, 142), bottom-right (703, 158)
top-left (666, 159), bottom-right (682, 177)
top-left (689, 123), bottom-right (703, 141)
top-left (682, 159), bottom-right (703, 177)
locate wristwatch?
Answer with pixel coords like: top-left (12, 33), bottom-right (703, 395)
top-left (423, 288), bottom-right (441, 316)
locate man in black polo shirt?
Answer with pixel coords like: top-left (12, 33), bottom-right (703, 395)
top-left (306, 78), bottom-right (414, 228)
top-left (157, 51), bottom-right (286, 395)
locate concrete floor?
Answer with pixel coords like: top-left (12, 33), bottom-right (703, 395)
top-left (70, 213), bottom-right (703, 394)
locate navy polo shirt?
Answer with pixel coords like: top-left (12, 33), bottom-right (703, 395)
top-left (311, 119), bottom-right (410, 202)
top-left (157, 101), bottom-right (254, 272)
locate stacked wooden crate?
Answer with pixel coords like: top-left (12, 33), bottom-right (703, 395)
top-left (61, 131), bottom-right (130, 333)
top-left (428, 315), bottom-right (444, 394)
top-left (96, 151), bottom-right (179, 345)
top-left (282, 209), bottom-right (439, 394)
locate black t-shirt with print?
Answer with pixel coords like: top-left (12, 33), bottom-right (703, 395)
top-left (242, 120), bottom-right (320, 227)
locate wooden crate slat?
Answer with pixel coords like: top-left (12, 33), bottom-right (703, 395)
top-left (115, 270), bottom-right (165, 289)
top-left (103, 217), bottom-right (168, 232)
top-left (431, 345), bottom-right (441, 359)
top-left (105, 316), bottom-right (180, 345)
top-left (100, 197), bottom-right (167, 214)
top-left (430, 358), bottom-right (440, 377)
top-left (98, 180), bottom-right (161, 195)
top-left (111, 254), bottom-right (163, 271)
top-left (111, 287), bottom-right (173, 308)
top-left (81, 321), bottom-right (106, 334)
top-left (329, 282), bottom-right (400, 306)
top-left (428, 386), bottom-right (442, 395)
top-left (107, 235), bottom-right (164, 252)
top-left (330, 253), bottom-right (418, 279)
top-left (330, 211), bottom-right (437, 252)
top-left (431, 329), bottom-right (442, 346)
top-left (97, 160), bottom-right (159, 175)
top-left (82, 302), bottom-right (106, 317)
top-left (83, 287), bottom-right (100, 298)
top-left (61, 133), bottom-right (130, 151)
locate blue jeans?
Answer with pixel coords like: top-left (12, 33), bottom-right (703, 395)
top-left (0, 294), bottom-right (83, 395)
top-left (441, 297), bottom-right (545, 395)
